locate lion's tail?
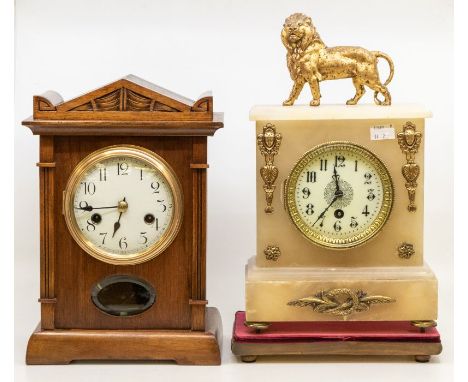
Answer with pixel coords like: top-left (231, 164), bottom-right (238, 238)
top-left (372, 51), bottom-right (394, 105)
top-left (373, 51), bottom-right (394, 86)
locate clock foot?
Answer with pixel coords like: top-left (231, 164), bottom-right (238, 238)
top-left (411, 320), bottom-right (437, 332)
top-left (26, 307), bottom-right (222, 365)
top-left (244, 321), bottom-right (271, 333)
top-left (415, 355), bottom-right (431, 363)
top-left (241, 355), bottom-right (258, 363)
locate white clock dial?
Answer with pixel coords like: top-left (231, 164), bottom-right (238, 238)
top-left (64, 145), bottom-right (183, 265)
top-left (73, 156), bottom-right (174, 255)
top-left (285, 142), bottom-right (393, 248)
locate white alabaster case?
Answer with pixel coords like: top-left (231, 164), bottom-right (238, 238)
top-left (246, 104), bottom-right (438, 322)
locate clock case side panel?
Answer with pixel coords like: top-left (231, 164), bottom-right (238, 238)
top-left (51, 136), bottom-right (198, 330)
top-left (255, 118), bottom-right (425, 268)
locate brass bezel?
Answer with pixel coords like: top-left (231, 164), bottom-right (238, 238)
top-left (63, 145), bottom-right (183, 265)
top-left (284, 141), bottom-right (393, 249)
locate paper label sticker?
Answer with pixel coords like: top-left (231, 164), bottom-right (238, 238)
top-left (370, 125), bottom-right (395, 140)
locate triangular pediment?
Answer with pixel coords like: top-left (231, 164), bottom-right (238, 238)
top-left (32, 75), bottom-right (213, 121)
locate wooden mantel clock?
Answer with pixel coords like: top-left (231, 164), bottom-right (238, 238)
top-left (22, 75), bottom-right (223, 365)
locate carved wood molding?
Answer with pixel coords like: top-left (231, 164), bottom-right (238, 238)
top-left (31, 75), bottom-right (214, 121)
top-left (24, 75), bottom-right (223, 136)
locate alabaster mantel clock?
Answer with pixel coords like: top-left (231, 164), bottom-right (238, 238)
top-left (22, 75), bottom-right (223, 365)
top-left (232, 13), bottom-right (442, 363)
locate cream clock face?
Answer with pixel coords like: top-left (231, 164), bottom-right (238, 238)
top-left (63, 145), bottom-right (183, 265)
top-left (284, 142), bottom-right (393, 249)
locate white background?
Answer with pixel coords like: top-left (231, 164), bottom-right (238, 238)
top-left (14, 0), bottom-right (453, 381)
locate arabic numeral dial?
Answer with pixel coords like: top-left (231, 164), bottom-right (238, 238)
top-left (65, 146), bottom-right (183, 265)
top-left (287, 143), bottom-right (393, 248)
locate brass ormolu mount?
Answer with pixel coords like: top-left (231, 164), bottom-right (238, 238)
top-left (264, 245), bottom-right (281, 261)
top-left (398, 242), bottom-right (415, 259)
top-left (288, 288), bottom-right (395, 317)
top-left (281, 13), bottom-right (394, 106)
top-left (257, 124), bottom-right (282, 213)
top-left (397, 121), bottom-right (422, 212)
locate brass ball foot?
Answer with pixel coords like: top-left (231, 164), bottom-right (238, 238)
top-left (244, 321), bottom-right (271, 333)
top-left (415, 355), bottom-right (431, 363)
top-left (241, 355), bottom-right (257, 363)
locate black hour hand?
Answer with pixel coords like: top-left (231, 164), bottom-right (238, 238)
top-left (112, 217), bottom-right (122, 238)
top-left (112, 197), bottom-right (126, 238)
top-left (333, 166), bottom-right (341, 192)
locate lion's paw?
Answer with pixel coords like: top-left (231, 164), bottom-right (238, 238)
top-left (310, 99), bottom-right (320, 106)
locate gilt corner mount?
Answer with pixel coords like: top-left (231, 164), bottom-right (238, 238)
top-left (257, 124), bottom-right (282, 213)
top-left (397, 121), bottom-right (422, 212)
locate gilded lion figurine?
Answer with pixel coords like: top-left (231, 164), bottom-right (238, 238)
top-left (282, 13), bottom-right (394, 106)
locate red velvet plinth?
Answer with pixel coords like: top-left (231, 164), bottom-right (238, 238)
top-left (231, 311), bottom-right (442, 363)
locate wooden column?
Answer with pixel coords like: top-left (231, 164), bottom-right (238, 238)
top-left (37, 136), bottom-right (56, 330)
top-left (190, 137), bottom-right (208, 331)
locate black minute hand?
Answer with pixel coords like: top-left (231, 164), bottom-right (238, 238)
top-left (312, 195), bottom-right (339, 227)
top-left (75, 205), bottom-right (119, 212)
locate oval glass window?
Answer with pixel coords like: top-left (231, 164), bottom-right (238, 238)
top-left (91, 275), bottom-right (156, 316)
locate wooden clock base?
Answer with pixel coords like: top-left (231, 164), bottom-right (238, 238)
top-left (231, 311), bottom-right (442, 363)
top-left (26, 307), bottom-right (222, 365)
